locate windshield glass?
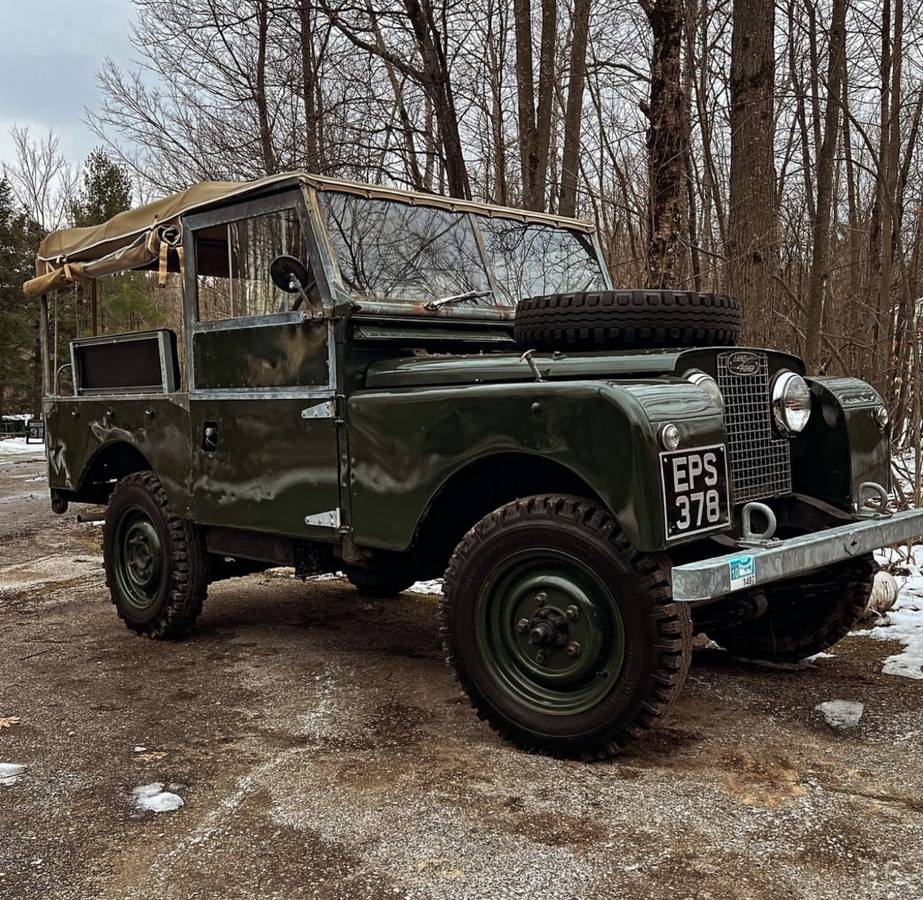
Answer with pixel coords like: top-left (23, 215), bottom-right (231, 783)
top-left (474, 216), bottom-right (607, 304)
top-left (317, 192), bottom-right (606, 308)
top-left (318, 193), bottom-right (489, 303)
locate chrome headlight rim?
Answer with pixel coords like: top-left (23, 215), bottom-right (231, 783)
top-left (684, 369), bottom-right (724, 412)
top-left (771, 370), bottom-right (812, 435)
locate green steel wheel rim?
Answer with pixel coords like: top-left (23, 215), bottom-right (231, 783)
top-left (474, 548), bottom-right (626, 716)
top-left (114, 506), bottom-right (164, 612)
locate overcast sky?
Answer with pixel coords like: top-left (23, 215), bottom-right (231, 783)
top-left (0, 0), bottom-right (136, 168)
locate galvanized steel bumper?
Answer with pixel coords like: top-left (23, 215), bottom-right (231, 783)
top-left (671, 507), bottom-right (923, 602)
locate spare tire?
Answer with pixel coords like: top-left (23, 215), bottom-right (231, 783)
top-left (513, 290), bottom-right (741, 351)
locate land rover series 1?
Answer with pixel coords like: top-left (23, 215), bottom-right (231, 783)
top-left (25, 173), bottom-right (923, 758)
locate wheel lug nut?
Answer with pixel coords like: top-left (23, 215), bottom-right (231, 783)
top-left (566, 642), bottom-right (581, 658)
top-left (566, 605), bottom-right (579, 621)
top-left (534, 591), bottom-right (548, 606)
top-left (536, 650), bottom-right (548, 665)
top-left (516, 618), bottom-right (530, 635)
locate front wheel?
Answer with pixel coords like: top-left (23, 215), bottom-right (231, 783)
top-left (103, 471), bottom-right (207, 639)
top-left (440, 495), bottom-right (692, 759)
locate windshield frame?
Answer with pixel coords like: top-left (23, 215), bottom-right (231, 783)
top-left (306, 186), bottom-right (612, 319)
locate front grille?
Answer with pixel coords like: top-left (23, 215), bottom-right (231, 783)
top-left (717, 352), bottom-right (792, 504)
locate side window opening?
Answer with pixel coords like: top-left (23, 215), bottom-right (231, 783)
top-left (54, 269), bottom-right (187, 395)
top-left (195, 208), bottom-right (309, 321)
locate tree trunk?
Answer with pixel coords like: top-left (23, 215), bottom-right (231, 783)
top-left (513, 0), bottom-right (557, 210)
top-left (298, 0), bottom-right (320, 171)
top-left (726, 0), bottom-right (777, 341)
top-left (802, 0), bottom-right (847, 373)
top-left (558, 0), bottom-right (591, 217)
top-left (255, 0), bottom-right (276, 176)
top-left (403, 0), bottom-right (471, 198)
top-left (641, 0), bottom-right (690, 288)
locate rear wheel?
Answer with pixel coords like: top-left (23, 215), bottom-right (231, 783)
top-left (708, 556), bottom-right (876, 662)
top-left (103, 471), bottom-right (207, 639)
top-left (440, 495), bottom-right (692, 758)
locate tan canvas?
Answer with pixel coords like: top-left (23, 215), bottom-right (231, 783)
top-left (24, 172), bottom-right (595, 298)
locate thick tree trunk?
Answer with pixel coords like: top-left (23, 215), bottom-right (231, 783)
top-left (802, 0), bottom-right (847, 373)
top-left (726, 0), bottom-right (777, 340)
top-left (558, 0), bottom-right (591, 217)
top-left (404, 0), bottom-right (471, 199)
top-left (641, 0), bottom-right (690, 288)
top-left (513, 0), bottom-right (557, 210)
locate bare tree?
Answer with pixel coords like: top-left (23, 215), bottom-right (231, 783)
top-left (513, 0), bottom-right (558, 210)
top-left (558, 0), bottom-right (592, 216)
top-left (726, 0), bottom-right (777, 337)
top-left (640, 0), bottom-right (690, 288)
top-left (802, 0), bottom-right (847, 372)
top-left (3, 126), bottom-right (76, 232)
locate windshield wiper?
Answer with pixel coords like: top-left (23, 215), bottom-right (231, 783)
top-left (425, 289), bottom-right (494, 311)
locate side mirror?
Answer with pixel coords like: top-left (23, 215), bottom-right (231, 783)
top-left (270, 255), bottom-right (315, 311)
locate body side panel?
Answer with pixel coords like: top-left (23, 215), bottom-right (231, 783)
top-left (347, 380), bottom-right (724, 553)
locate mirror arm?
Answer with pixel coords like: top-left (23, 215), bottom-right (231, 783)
top-left (289, 276), bottom-right (313, 312)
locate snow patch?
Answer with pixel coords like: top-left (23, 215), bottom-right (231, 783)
top-left (0, 438), bottom-right (44, 458)
top-left (858, 548), bottom-right (923, 680)
top-left (132, 783), bottom-right (184, 812)
top-left (0, 763), bottom-right (26, 785)
top-left (816, 700), bottom-right (864, 729)
top-left (408, 579), bottom-right (443, 596)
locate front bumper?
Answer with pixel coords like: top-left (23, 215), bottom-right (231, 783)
top-left (671, 507), bottom-right (923, 602)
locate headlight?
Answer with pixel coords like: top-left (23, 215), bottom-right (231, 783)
top-left (685, 370), bottom-right (724, 411)
top-left (771, 371), bottom-right (812, 435)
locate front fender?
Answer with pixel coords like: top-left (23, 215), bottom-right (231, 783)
top-left (792, 377), bottom-right (890, 509)
top-left (347, 379), bottom-right (726, 552)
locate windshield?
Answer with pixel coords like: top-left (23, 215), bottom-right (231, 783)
top-left (317, 192), bottom-right (606, 308)
top-left (474, 216), bottom-right (607, 304)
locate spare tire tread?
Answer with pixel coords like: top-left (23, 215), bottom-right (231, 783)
top-left (514, 290), bottom-right (741, 351)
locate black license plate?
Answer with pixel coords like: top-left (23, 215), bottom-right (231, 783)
top-left (660, 445), bottom-right (730, 540)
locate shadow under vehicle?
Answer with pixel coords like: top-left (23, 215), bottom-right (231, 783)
top-left (25, 173), bottom-right (923, 758)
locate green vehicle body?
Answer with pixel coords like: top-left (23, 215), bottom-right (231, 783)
top-left (40, 178), bottom-right (894, 587)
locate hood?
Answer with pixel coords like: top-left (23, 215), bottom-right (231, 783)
top-left (364, 349), bottom-right (686, 388)
top-left (363, 347), bottom-right (806, 389)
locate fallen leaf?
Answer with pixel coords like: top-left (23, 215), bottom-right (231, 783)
top-left (136, 751), bottom-right (168, 762)
top-left (0, 716), bottom-right (20, 729)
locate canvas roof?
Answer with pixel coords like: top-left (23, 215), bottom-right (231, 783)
top-left (25, 171), bottom-right (595, 298)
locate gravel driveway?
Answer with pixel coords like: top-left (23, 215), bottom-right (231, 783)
top-left (1, 446), bottom-right (922, 900)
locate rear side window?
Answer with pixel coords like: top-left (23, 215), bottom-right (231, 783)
top-left (195, 208), bottom-right (307, 321)
top-left (318, 193), bottom-right (490, 304)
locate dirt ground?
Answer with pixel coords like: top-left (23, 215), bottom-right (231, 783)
top-left (1, 448), bottom-right (922, 900)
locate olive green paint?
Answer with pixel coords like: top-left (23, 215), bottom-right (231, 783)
top-left (347, 378), bottom-right (724, 553)
top-left (188, 396), bottom-right (340, 537)
top-left (792, 377), bottom-right (889, 506)
top-left (44, 395), bottom-right (194, 516)
top-left (193, 321), bottom-right (329, 389)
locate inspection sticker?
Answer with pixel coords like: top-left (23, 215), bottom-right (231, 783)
top-left (728, 554), bottom-right (756, 592)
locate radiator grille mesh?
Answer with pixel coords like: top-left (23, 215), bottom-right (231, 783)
top-left (717, 352), bottom-right (792, 503)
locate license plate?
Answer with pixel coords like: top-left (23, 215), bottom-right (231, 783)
top-left (660, 445), bottom-right (731, 540)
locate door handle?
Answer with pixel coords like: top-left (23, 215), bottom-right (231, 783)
top-left (201, 422), bottom-right (219, 453)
